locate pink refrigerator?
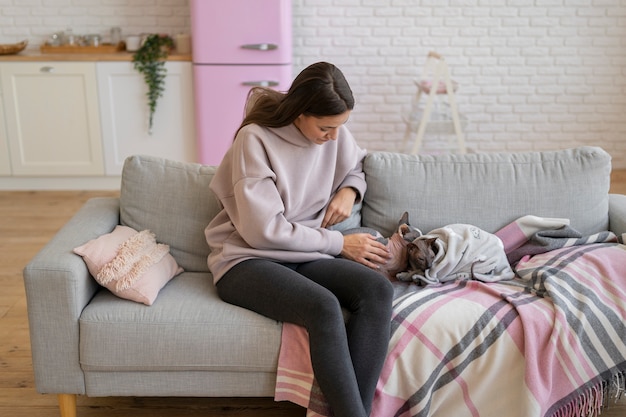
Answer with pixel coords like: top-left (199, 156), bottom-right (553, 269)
top-left (191, 0), bottom-right (293, 165)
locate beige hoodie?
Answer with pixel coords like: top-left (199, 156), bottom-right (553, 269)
top-left (205, 123), bottom-right (367, 283)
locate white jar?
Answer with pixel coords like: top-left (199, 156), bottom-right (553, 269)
top-left (125, 35), bottom-right (142, 52)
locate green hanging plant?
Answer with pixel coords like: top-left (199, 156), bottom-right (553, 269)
top-left (132, 34), bottom-right (174, 134)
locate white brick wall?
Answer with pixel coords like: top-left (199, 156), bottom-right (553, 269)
top-left (291, 0), bottom-right (626, 169)
top-left (2, 1), bottom-right (625, 168)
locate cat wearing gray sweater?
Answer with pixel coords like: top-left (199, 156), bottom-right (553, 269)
top-left (397, 224), bottom-right (514, 285)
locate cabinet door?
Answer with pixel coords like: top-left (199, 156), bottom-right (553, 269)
top-left (96, 62), bottom-right (196, 176)
top-left (0, 62), bottom-right (104, 176)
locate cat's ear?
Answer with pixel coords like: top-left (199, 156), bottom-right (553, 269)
top-left (426, 237), bottom-right (438, 253)
top-left (399, 211), bottom-right (409, 226)
top-left (400, 223), bottom-right (422, 242)
top-left (399, 224), bottom-right (419, 240)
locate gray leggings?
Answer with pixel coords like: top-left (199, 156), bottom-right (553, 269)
top-left (216, 258), bottom-right (394, 417)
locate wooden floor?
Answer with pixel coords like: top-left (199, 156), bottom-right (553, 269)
top-left (1, 171), bottom-right (626, 417)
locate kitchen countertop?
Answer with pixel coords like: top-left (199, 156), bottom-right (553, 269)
top-left (0, 50), bottom-right (191, 62)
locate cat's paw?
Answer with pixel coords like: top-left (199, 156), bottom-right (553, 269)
top-left (395, 271), bottom-right (413, 282)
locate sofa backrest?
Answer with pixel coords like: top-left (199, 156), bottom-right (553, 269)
top-left (120, 155), bottom-right (219, 273)
top-left (119, 147), bottom-right (612, 273)
top-left (362, 146), bottom-right (611, 237)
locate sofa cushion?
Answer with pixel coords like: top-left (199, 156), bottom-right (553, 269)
top-left (362, 146), bottom-right (611, 237)
top-left (79, 272), bottom-right (282, 372)
top-left (120, 155), bottom-right (221, 273)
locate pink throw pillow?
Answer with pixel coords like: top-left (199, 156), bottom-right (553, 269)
top-left (73, 225), bottom-right (183, 305)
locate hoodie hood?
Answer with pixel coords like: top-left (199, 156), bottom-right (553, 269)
top-left (267, 124), bottom-right (313, 147)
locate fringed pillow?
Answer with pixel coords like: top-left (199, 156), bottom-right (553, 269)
top-left (73, 225), bottom-right (183, 305)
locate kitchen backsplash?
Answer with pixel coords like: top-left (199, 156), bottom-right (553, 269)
top-left (0, 0), bottom-right (192, 48)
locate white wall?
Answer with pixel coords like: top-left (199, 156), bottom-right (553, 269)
top-left (291, 0), bottom-right (626, 168)
top-left (2, 0), bottom-right (625, 168)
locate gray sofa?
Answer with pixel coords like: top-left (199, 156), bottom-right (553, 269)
top-left (23, 146), bottom-right (626, 417)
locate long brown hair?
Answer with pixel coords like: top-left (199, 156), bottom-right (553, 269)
top-left (237, 62), bottom-right (354, 136)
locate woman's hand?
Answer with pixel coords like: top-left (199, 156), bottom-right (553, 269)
top-left (322, 187), bottom-right (357, 228)
top-left (341, 233), bottom-right (391, 270)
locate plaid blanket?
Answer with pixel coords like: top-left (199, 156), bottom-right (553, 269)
top-left (275, 217), bottom-right (626, 417)
top-left (513, 243), bottom-right (626, 416)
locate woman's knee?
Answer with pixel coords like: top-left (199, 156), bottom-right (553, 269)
top-left (362, 273), bottom-right (394, 301)
top-left (309, 294), bottom-right (344, 323)
top-left (355, 275), bottom-right (394, 320)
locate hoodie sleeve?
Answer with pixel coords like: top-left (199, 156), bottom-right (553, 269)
top-left (333, 127), bottom-right (367, 202)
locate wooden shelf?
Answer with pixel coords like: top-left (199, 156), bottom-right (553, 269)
top-left (40, 42), bottom-right (125, 54)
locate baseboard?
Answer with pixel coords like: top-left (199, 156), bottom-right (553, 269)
top-left (0, 176), bottom-right (121, 190)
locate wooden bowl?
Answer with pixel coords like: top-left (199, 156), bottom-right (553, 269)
top-left (0, 40), bottom-right (28, 55)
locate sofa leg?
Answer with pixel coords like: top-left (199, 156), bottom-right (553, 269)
top-left (58, 394), bottom-right (77, 417)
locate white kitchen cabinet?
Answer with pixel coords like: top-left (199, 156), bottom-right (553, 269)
top-left (0, 62), bottom-right (104, 176)
top-left (0, 77), bottom-right (11, 175)
top-left (96, 61), bottom-right (196, 176)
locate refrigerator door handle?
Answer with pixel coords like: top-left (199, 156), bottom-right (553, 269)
top-left (241, 43), bottom-right (279, 51)
top-left (242, 81), bottom-right (280, 87)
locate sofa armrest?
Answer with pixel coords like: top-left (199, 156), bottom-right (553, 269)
top-left (23, 197), bottom-right (120, 395)
top-left (609, 194), bottom-right (626, 237)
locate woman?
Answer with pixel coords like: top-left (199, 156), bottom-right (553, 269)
top-left (205, 62), bottom-right (394, 417)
